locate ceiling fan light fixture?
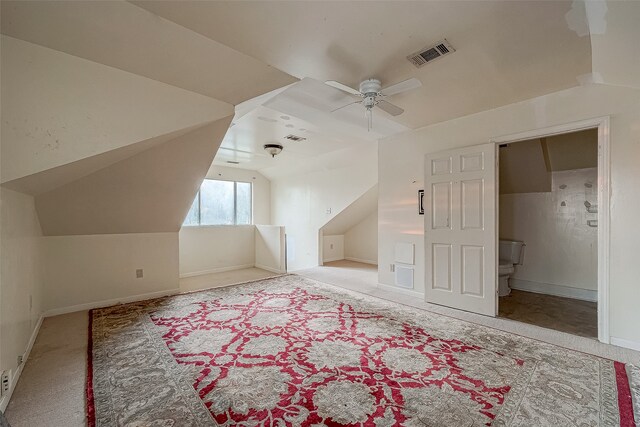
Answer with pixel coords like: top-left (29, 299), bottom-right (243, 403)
top-left (263, 143), bottom-right (283, 158)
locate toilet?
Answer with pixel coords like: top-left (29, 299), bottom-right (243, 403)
top-left (498, 239), bottom-right (525, 297)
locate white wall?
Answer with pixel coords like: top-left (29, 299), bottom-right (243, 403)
top-left (322, 235), bottom-right (344, 263)
top-left (0, 188), bottom-right (44, 408)
top-left (379, 83), bottom-right (640, 346)
top-left (255, 225), bottom-right (286, 273)
top-left (206, 165), bottom-right (271, 225)
top-left (501, 168), bottom-right (597, 297)
top-left (271, 142), bottom-right (377, 271)
top-left (42, 233), bottom-right (179, 313)
top-left (344, 210), bottom-right (378, 265)
top-left (178, 166), bottom-right (272, 277)
top-left (179, 226), bottom-right (255, 277)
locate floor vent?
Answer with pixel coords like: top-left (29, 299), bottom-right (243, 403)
top-left (407, 39), bottom-right (455, 68)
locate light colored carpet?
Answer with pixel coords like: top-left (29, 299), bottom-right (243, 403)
top-left (89, 275), bottom-right (636, 425)
top-left (5, 267), bottom-right (279, 427)
top-left (5, 311), bottom-right (87, 427)
top-left (5, 263), bottom-right (640, 426)
top-left (299, 260), bottom-right (640, 366)
top-left (180, 267), bottom-right (280, 293)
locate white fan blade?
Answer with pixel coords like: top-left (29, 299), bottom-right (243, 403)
top-left (377, 100), bottom-right (404, 116)
top-left (331, 100), bottom-right (362, 113)
top-left (325, 80), bottom-right (362, 96)
top-left (379, 78), bottom-right (422, 96)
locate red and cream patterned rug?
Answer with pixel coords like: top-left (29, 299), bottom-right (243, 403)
top-left (87, 275), bottom-right (638, 426)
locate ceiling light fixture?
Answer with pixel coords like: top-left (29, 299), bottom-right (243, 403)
top-left (263, 143), bottom-right (283, 158)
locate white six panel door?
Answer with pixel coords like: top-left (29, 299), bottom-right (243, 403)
top-left (424, 143), bottom-right (497, 316)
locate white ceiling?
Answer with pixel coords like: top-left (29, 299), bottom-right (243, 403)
top-left (0, 0), bottom-right (297, 105)
top-left (134, 0), bottom-right (592, 129)
top-left (2, 0), bottom-right (597, 179)
top-left (214, 78), bottom-right (408, 176)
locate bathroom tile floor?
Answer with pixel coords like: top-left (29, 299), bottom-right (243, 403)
top-left (499, 290), bottom-right (597, 338)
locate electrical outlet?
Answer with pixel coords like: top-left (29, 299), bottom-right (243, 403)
top-left (1, 371), bottom-right (10, 396)
top-left (326, 208), bottom-right (331, 214)
top-left (17, 355), bottom-right (23, 366)
top-left (136, 269), bottom-right (143, 278)
top-left (390, 264), bottom-right (395, 272)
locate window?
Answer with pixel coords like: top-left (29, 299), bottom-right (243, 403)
top-left (184, 179), bottom-right (252, 226)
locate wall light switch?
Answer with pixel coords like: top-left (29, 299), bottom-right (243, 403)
top-left (136, 269), bottom-right (143, 278)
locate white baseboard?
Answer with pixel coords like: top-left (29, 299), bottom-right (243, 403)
top-left (377, 282), bottom-right (425, 299)
top-left (0, 314), bottom-right (44, 412)
top-left (254, 264), bottom-right (286, 274)
top-left (509, 278), bottom-right (598, 302)
top-left (180, 263), bottom-right (255, 278)
top-left (344, 257), bottom-right (378, 266)
top-left (323, 257), bottom-right (345, 263)
top-left (610, 337), bottom-right (640, 352)
top-left (43, 288), bottom-right (180, 317)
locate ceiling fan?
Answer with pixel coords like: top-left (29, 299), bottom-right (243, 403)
top-left (325, 77), bottom-right (422, 130)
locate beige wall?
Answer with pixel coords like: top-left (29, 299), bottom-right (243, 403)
top-left (0, 35), bottom-right (232, 183)
top-left (178, 166), bottom-right (273, 276)
top-left (344, 210), bottom-right (378, 265)
top-left (501, 168), bottom-right (598, 298)
top-left (179, 226), bottom-right (255, 277)
top-left (42, 233), bottom-right (179, 314)
top-left (322, 235), bottom-right (344, 263)
top-left (0, 189), bottom-right (44, 406)
top-left (34, 118), bottom-right (232, 236)
top-left (271, 143), bottom-right (377, 271)
top-left (206, 166), bottom-right (271, 225)
top-left (255, 225), bottom-right (286, 273)
top-left (379, 83), bottom-right (640, 346)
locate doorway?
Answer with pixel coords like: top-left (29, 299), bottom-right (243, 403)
top-left (494, 118), bottom-right (610, 342)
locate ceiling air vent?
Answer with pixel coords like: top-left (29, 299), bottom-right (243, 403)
top-left (226, 161), bottom-right (240, 165)
top-left (284, 134), bottom-right (307, 142)
top-left (407, 39), bottom-right (455, 68)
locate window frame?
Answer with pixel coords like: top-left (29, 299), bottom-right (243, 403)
top-left (184, 178), bottom-right (253, 227)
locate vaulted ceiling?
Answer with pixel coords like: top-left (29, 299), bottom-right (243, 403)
top-left (1, 0), bottom-right (636, 235)
top-left (133, 0), bottom-right (593, 129)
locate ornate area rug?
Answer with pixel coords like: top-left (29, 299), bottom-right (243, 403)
top-left (87, 275), bottom-right (638, 426)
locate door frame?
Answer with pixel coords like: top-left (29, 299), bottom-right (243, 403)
top-left (491, 116), bottom-right (610, 344)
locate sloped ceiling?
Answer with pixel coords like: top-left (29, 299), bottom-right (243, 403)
top-left (322, 185), bottom-right (378, 235)
top-left (0, 35), bottom-right (234, 183)
top-left (546, 129), bottom-right (598, 171)
top-left (588, 1), bottom-right (640, 89)
top-left (214, 78), bottom-right (407, 175)
top-left (35, 117), bottom-right (233, 236)
top-left (0, 0), bottom-right (297, 105)
top-left (499, 128), bottom-right (597, 194)
top-left (499, 140), bottom-right (552, 194)
top-left (133, 0), bottom-right (592, 129)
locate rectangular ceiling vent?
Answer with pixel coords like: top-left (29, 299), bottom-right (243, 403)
top-left (226, 161), bottom-right (240, 164)
top-left (284, 134), bottom-right (307, 142)
top-left (407, 39), bottom-right (455, 68)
